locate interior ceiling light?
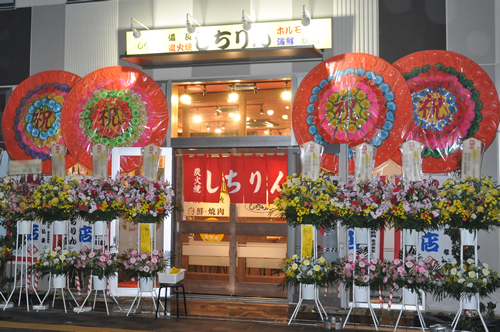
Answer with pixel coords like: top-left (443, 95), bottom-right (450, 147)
top-left (131, 17), bottom-right (149, 39)
top-left (180, 86), bottom-right (191, 105)
top-left (241, 10), bottom-right (255, 31)
top-left (186, 13), bottom-right (201, 34)
top-left (228, 85), bottom-right (239, 102)
top-left (234, 113), bottom-right (241, 121)
top-left (193, 109), bottom-right (202, 123)
top-left (203, 85), bottom-right (207, 96)
top-left (206, 123), bottom-right (210, 131)
top-left (228, 112), bottom-right (235, 118)
top-left (301, 5), bottom-right (311, 26)
top-left (221, 122), bottom-right (225, 130)
top-left (281, 81), bottom-right (291, 100)
top-left (253, 84), bottom-right (259, 94)
top-left (215, 123), bottom-right (221, 134)
top-left (282, 114), bottom-right (289, 120)
top-left (260, 105), bottom-right (264, 115)
top-left (216, 106), bottom-right (221, 116)
top-left (267, 109), bottom-right (274, 116)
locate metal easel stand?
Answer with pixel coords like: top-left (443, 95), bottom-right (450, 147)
top-left (288, 284), bottom-right (327, 325)
top-left (126, 278), bottom-right (163, 316)
top-left (3, 221), bottom-right (36, 311)
top-left (44, 275), bottom-right (79, 313)
top-left (451, 293), bottom-right (488, 332)
top-left (393, 288), bottom-right (426, 332)
top-left (78, 276), bottom-right (122, 315)
top-left (343, 285), bottom-right (379, 331)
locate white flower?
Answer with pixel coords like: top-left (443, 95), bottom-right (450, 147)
top-left (458, 278), bottom-right (465, 284)
top-left (483, 269), bottom-right (490, 276)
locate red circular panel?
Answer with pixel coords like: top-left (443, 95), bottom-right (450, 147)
top-left (293, 53), bottom-right (412, 173)
top-left (392, 50), bottom-right (500, 173)
top-left (2, 70), bottom-right (80, 174)
top-left (61, 66), bottom-right (169, 174)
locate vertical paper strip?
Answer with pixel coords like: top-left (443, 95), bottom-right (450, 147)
top-left (354, 143), bottom-right (376, 181)
top-left (462, 138), bottom-right (484, 180)
top-left (301, 225), bottom-right (314, 257)
top-left (142, 144), bottom-right (161, 181)
top-left (300, 141), bottom-right (324, 180)
top-left (92, 143), bottom-right (108, 179)
top-left (50, 144), bottom-right (67, 177)
top-left (140, 224), bottom-right (151, 253)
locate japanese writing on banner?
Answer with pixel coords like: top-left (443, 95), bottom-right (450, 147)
top-left (50, 144), bottom-right (66, 177)
top-left (354, 143), bottom-right (376, 181)
top-left (461, 138), bottom-right (484, 180)
top-left (301, 225), bottom-right (313, 257)
top-left (140, 224), bottom-right (152, 253)
top-left (300, 141), bottom-right (323, 180)
top-left (401, 140), bottom-right (423, 181)
top-left (142, 144), bottom-right (161, 181)
top-left (183, 154), bottom-right (287, 204)
top-left (126, 18), bottom-right (332, 55)
top-left (92, 143), bottom-right (108, 179)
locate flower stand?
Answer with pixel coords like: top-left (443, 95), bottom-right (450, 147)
top-left (393, 229), bottom-right (426, 332)
top-left (288, 226), bottom-right (327, 325)
top-left (126, 276), bottom-right (161, 316)
top-left (45, 274), bottom-right (79, 313)
top-left (3, 220), bottom-right (41, 311)
top-left (450, 230), bottom-right (489, 332)
top-left (343, 228), bottom-right (379, 331)
top-left (77, 276), bottom-right (122, 315)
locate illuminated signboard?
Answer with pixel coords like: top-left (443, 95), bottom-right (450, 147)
top-left (126, 18), bottom-right (332, 55)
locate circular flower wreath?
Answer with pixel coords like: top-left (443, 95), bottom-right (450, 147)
top-left (403, 64), bottom-right (481, 159)
top-left (14, 83), bottom-right (70, 160)
top-left (79, 88), bottom-right (148, 147)
top-left (306, 67), bottom-right (397, 148)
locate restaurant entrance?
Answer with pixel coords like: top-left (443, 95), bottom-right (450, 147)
top-left (173, 147), bottom-right (289, 298)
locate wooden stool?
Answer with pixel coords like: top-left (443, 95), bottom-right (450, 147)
top-left (155, 281), bottom-right (187, 320)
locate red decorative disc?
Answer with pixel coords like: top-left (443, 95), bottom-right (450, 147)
top-left (293, 53), bottom-right (412, 173)
top-left (2, 70), bottom-right (80, 174)
top-left (392, 50), bottom-right (500, 173)
top-left (61, 66), bottom-right (169, 174)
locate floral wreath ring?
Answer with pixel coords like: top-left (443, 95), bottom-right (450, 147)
top-left (15, 83), bottom-right (69, 160)
top-left (79, 88), bottom-right (148, 147)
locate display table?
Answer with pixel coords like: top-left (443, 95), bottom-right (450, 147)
top-left (155, 281), bottom-right (187, 320)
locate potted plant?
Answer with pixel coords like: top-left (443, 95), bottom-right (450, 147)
top-left (335, 253), bottom-right (388, 303)
top-left (33, 246), bottom-right (79, 288)
top-left (387, 176), bottom-right (444, 232)
top-left (334, 176), bottom-right (392, 230)
top-left (281, 255), bottom-right (332, 299)
top-left (272, 173), bottom-right (340, 230)
top-left (121, 249), bottom-right (169, 291)
top-left (437, 259), bottom-right (500, 302)
top-left (72, 176), bottom-right (124, 233)
top-left (437, 176), bottom-right (500, 233)
top-left (76, 246), bottom-right (119, 291)
top-left (33, 176), bottom-right (80, 232)
top-left (120, 176), bottom-right (176, 225)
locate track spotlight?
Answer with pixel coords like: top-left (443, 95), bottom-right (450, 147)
top-left (186, 13), bottom-right (201, 34)
top-left (180, 86), bottom-right (191, 105)
top-left (301, 5), bottom-right (311, 26)
top-left (242, 10), bottom-right (255, 31)
top-left (281, 81), bottom-right (291, 100)
top-left (203, 85), bottom-right (207, 96)
top-left (228, 85), bottom-right (238, 102)
top-left (131, 17), bottom-right (149, 39)
top-left (260, 105), bottom-right (264, 115)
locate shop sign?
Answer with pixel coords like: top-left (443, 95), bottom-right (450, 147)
top-left (126, 18), bottom-right (332, 55)
top-left (183, 154), bottom-right (287, 204)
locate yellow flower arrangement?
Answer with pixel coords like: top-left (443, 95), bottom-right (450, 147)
top-left (33, 176), bottom-right (80, 223)
top-left (272, 174), bottom-right (340, 230)
top-left (34, 246), bottom-right (79, 277)
top-left (281, 255), bottom-right (332, 286)
top-left (437, 176), bottom-right (500, 231)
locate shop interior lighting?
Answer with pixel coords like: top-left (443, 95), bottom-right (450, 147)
top-left (228, 112), bottom-right (235, 118)
top-left (193, 108), bottom-right (202, 123)
top-left (234, 113), bottom-right (241, 121)
top-left (281, 81), bottom-right (291, 100)
top-left (260, 105), bottom-right (264, 115)
top-left (216, 106), bottom-right (221, 116)
top-left (221, 122), bottom-right (225, 130)
top-left (180, 86), bottom-right (191, 105)
top-left (215, 123), bottom-right (222, 134)
top-left (228, 85), bottom-right (239, 102)
top-left (301, 5), bottom-right (311, 26)
top-left (131, 17), bottom-right (149, 39)
top-left (186, 13), bottom-right (201, 34)
top-left (253, 84), bottom-right (259, 94)
top-left (241, 10), bottom-right (255, 31)
top-left (206, 123), bottom-right (210, 131)
top-left (267, 109), bottom-right (274, 116)
top-left (203, 85), bottom-right (207, 96)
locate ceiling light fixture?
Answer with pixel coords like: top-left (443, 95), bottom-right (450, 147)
top-left (260, 105), bottom-right (264, 115)
top-left (215, 123), bottom-right (222, 134)
top-left (267, 109), bottom-right (274, 116)
top-left (193, 108), bottom-right (202, 123)
top-left (216, 106), bottom-right (221, 116)
top-left (221, 122), bottom-right (225, 130)
top-left (241, 10), bottom-right (255, 31)
top-left (234, 113), bottom-right (241, 121)
top-left (228, 85), bottom-right (239, 102)
top-left (180, 86), bottom-right (191, 105)
top-left (301, 5), bottom-right (311, 26)
top-left (206, 123), bottom-right (210, 131)
top-left (186, 13), bottom-right (201, 34)
top-left (281, 81), bottom-right (291, 100)
top-left (203, 85), bottom-right (207, 96)
top-left (253, 84), bottom-right (259, 94)
top-left (131, 17), bottom-right (149, 39)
